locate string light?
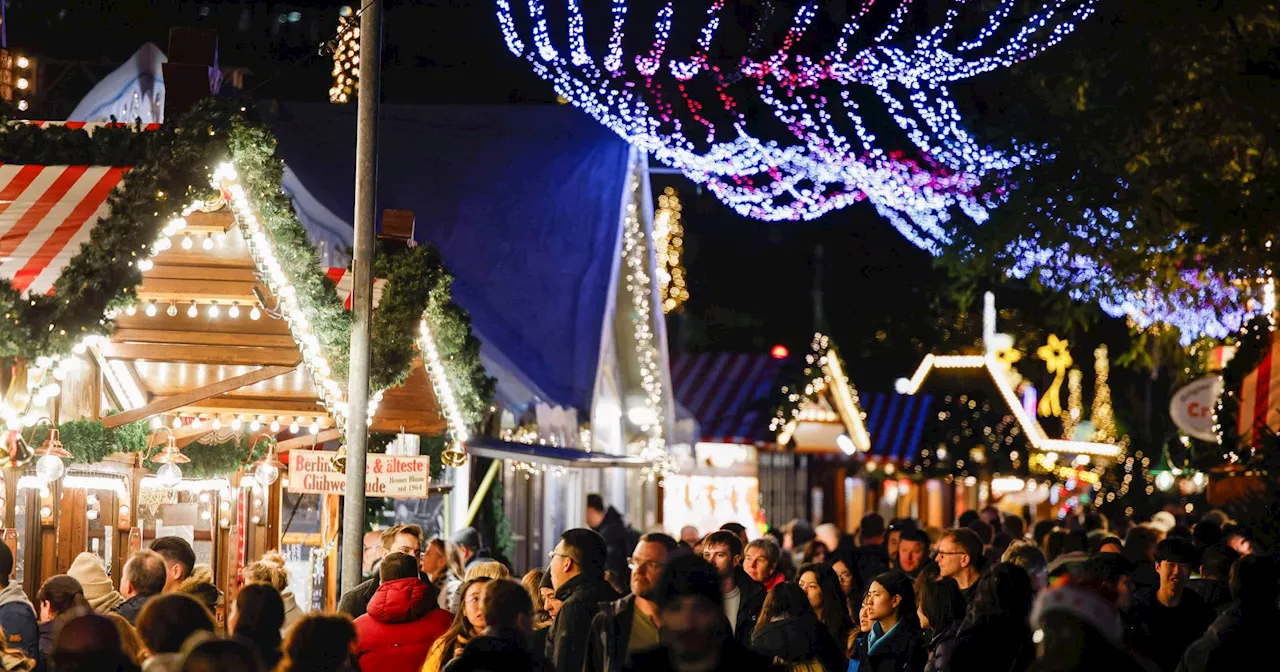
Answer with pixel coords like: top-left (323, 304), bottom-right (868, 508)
top-left (187, 301), bottom-right (198, 318)
top-left (249, 305), bottom-right (261, 321)
top-left (167, 301), bottom-right (178, 318)
top-left (181, 235), bottom-right (193, 250)
top-left (1091, 346), bottom-right (1116, 442)
top-left (125, 304), bottom-right (137, 317)
top-left (229, 302), bottom-right (240, 319)
top-left (419, 319), bottom-right (472, 446)
top-left (653, 186), bottom-right (688, 314)
top-left (145, 301), bottom-right (158, 317)
top-left (202, 233), bottom-right (214, 250)
top-left (208, 301), bottom-right (220, 319)
top-left (330, 12), bottom-right (360, 103)
top-left (495, 0), bottom-right (1097, 234)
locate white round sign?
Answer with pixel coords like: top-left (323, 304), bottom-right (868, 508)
top-left (1169, 377), bottom-right (1224, 442)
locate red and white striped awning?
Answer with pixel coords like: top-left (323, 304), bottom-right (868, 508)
top-left (0, 165), bottom-right (127, 296)
top-left (1239, 333), bottom-right (1280, 444)
top-left (14, 121), bottom-right (161, 135)
top-left (326, 267), bottom-right (386, 310)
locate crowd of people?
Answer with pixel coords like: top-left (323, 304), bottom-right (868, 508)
top-left (0, 497), bottom-right (1274, 672)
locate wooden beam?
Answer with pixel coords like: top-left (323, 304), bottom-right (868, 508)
top-left (113, 313), bottom-right (293, 338)
top-left (145, 265), bottom-right (259, 283)
top-left (151, 248), bottom-right (255, 269)
top-left (134, 278), bottom-right (260, 303)
top-left (276, 430), bottom-right (342, 452)
top-left (112, 329), bottom-right (297, 349)
top-left (147, 424), bottom-right (213, 447)
top-left (103, 366), bottom-right (295, 429)
top-left (181, 397), bottom-right (332, 419)
top-left (100, 343), bottom-right (302, 368)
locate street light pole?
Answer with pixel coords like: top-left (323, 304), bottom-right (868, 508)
top-left (341, 0), bottom-right (382, 595)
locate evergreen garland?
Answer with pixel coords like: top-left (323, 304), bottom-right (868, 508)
top-left (30, 419), bottom-right (268, 479)
top-left (1213, 314), bottom-right (1271, 454)
top-left (0, 98), bottom-right (490, 429)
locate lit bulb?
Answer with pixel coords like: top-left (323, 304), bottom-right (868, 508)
top-left (289, 420), bottom-right (299, 434)
top-left (181, 235), bottom-right (193, 250)
top-left (125, 304), bottom-right (137, 316)
top-left (35, 454), bottom-right (65, 482)
top-left (254, 462), bottom-right (280, 487)
top-left (138, 259), bottom-right (154, 272)
top-left (156, 463), bottom-right (183, 488)
top-left (187, 301), bottom-right (198, 318)
top-left (208, 302), bottom-right (220, 319)
top-left (249, 420), bottom-right (261, 432)
top-left (150, 417), bottom-right (162, 429)
top-left (146, 301), bottom-right (158, 317)
top-left (269, 419), bottom-right (281, 433)
top-left (249, 305), bottom-right (261, 320)
top-left (229, 302), bottom-right (240, 319)
top-left (192, 416), bottom-right (202, 428)
top-left (198, 492), bottom-right (210, 504)
top-left (202, 234), bottom-right (214, 251)
top-left (231, 417), bottom-right (243, 431)
top-left (171, 416), bottom-right (182, 428)
top-left (219, 500), bottom-right (231, 512)
top-left (167, 302), bottom-right (178, 317)
top-left (212, 417), bottom-right (222, 430)
top-left (309, 420), bottom-right (320, 435)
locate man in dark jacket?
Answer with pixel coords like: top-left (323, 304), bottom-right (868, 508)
top-left (586, 533), bottom-right (678, 672)
top-left (546, 528), bottom-right (621, 672)
top-left (447, 578), bottom-right (550, 672)
top-left (1125, 538), bottom-right (1215, 672)
top-left (851, 514), bottom-right (891, 580)
top-left (1185, 543), bottom-right (1236, 614)
top-left (1177, 552), bottom-right (1280, 672)
top-left (623, 554), bottom-right (776, 672)
top-left (700, 530), bottom-right (765, 648)
top-left (338, 524), bottom-right (432, 619)
top-left (113, 549), bottom-right (166, 626)
top-left (586, 494), bottom-right (638, 588)
top-left (0, 543), bottom-right (37, 662)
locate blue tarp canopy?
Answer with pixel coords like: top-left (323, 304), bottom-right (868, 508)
top-left (265, 102), bottom-right (632, 415)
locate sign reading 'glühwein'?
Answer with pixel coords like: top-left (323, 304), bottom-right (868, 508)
top-left (287, 450), bottom-right (431, 499)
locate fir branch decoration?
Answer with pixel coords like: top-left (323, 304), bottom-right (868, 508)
top-left (30, 419), bottom-right (268, 479)
top-left (1214, 314), bottom-right (1271, 452)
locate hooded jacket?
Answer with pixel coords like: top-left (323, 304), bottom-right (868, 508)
top-left (355, 577), bottom-right (453, 671)
top-left (922, 622), bottom-right (960, 672)
top-left (546, 574), bottom-right (621, 672)
top-left (0, 582), bottom-right (38, 662)
top-left (340, 570), bottom-right (438, 620)
top-left (750, 613), bottom-right (844, 672)
top-left (67, 553), bottom-right (125, 613)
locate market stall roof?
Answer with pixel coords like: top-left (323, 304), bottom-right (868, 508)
top-left (860, 392), bottom-right (935, 464)
top-left (466, 436), bottom-right (649, 469)
top-left (263, 102), bottom-right (632, 416)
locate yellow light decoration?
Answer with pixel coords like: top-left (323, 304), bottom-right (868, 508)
top-left (1036, 334), bottom-right (1073, 417)
top-left (329, 14), bottom-right (359, 104)
top-left (1091, 345), bottom-right (1116, 443)
top-left (1061, 368), bottom-right (1083, 440)
top-left (653, 187), bottom-right (689, 314)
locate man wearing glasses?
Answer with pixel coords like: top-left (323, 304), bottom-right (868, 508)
top-left (340, 524), bottom-right (436, 618)
top-left (936, 528), bottom-right (984, 602)
top-left (584, 533), bottom-right (679, 672)
top-left (546, 528), bottom-right (621, 672)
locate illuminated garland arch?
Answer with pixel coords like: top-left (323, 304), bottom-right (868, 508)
top-left (0, 100), bottom-right (492, 427)
top-left (1213, 314), bottom-right (1271, 458)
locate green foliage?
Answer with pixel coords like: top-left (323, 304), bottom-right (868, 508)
top-left (1213, 315), bottom-right (1271, 460)
top-left (945, 1), bottom-right (1280, 317)
top-left (30, 418), bottom-right (268, 478)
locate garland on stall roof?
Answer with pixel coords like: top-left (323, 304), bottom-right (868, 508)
top-left (29, 419), bottom-right (268, 479)
top-left (770, 333), bottom-right (837, 438)
top-left (0, 99), bottom-right (491, 428)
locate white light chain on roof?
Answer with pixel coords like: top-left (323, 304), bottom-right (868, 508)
top-left (419, 319), bottom-right (470, 446)
top-left (495, 0), bottom-right (1096, 246)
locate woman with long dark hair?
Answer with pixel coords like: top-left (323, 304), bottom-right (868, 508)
top-left (36, 575), bottom-right (91, 664)
top-left (851, 571), bottom-right (925, 672)
top-left (750, 583), bottom-right (845, 671)
top-left (421, 577), bottom-right (491, 672)
top-left (276, 614), bottom-right (359, 672)
top-left (228, 583), bottom-right (285, 669)
top-left (915, 577), bottom-right (965, 672)
top-left (948, 563), bottom-right (1034, 672)
top-left (797, 563), bottom-right (853, 647)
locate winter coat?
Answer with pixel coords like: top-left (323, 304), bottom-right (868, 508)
top-left (850, 620), bottom-right (925, 672)
top-left (729, 569), bottom-right (768, 649)
top-left (439, 570), bottom-right (464, 613)
top-left (545, 574), bottom-right (620, 672)
top-left (443, 628), bottom-right (551, 672)
top-left (585, 595), bottom-right (636, 672)
top-left (624, 638), bottom-right (778, 672)
top-left (341, 570), bottom-right (438, 620)
top-left (849, 546), bottom-right (891, 588)
top-left (592, 507), bottom-right (638, 588)
top-left (1125, 589), bottom-right (1214, 672)
top-left (750, 613), bottom-right (845, 672)
top-left (948, 613), bottom-right (1032, 672)
top-left (113, 594), bottom-right (153, 626)
top-left (921, 623), bottom-right (960, 672)
top-left (1176, 602), bottom-right (1280, 672)
top-left (1184, 579), bottom-right (1231, 615)
top-left (355, 577), bottom-right (453, 671)
top-left (0, 583), bottom-right (39, 663)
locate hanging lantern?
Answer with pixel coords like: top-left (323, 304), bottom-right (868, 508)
top-left (34, 427), bottom-right (71, 482)
top-left (151, 430), bottom-right (191, 488)
top-left (251, 441), bottom-right (285, 487)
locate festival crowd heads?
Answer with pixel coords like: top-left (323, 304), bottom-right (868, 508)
top-left (5, 499), bottom-right (1273, 672)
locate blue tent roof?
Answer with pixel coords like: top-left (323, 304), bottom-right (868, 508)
top-left (266, 102), bottom-right (632, 413)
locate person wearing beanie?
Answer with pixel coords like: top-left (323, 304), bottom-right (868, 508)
top-left (67, 553), bottom-right (124, 613)
top-left (538, 567), bottom-right (561, 619)
top-left (1029, 577), bottom-right (1147, 672)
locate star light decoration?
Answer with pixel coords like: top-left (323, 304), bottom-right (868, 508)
top-left (495, 0), bottom-right (1098, 252)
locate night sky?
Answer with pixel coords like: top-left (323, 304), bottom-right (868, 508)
top-left (9, 0), bottom-right (938, 391)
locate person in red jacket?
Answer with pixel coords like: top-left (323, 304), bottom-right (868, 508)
top-left (355, 552), bottom-right (453, 670)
